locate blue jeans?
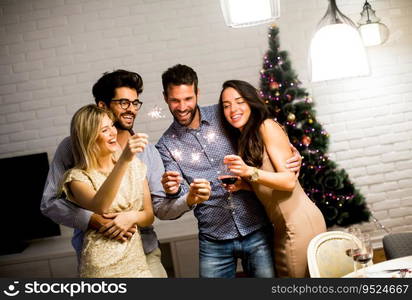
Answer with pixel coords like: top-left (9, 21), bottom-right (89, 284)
top-left (199, 226), bottom-right (274, 278)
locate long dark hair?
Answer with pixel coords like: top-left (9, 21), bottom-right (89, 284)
top-left (219, 80), bottom-right (270, 167)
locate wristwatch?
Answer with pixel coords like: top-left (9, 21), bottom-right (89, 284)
top-left (248, 167), bottom-right (259, 182)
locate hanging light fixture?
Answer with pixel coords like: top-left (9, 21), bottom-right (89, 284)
top-left (220, 0), bottom-right (280, 28)
top-left (309, 0), bottom-right (369, 82)
top-left (358, 0), bottom-right (389, 47)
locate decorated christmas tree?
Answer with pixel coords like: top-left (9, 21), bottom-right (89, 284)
top-left (259, 26), bottom-right (371, 227)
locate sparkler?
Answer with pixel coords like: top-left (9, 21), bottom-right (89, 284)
top-left (171, 149), bottom-right (182, 161)
top-left (205, 131), bottom-right (216, 143)
top-left (147, 105), bottom-right (166, 119)
top-left (191, 152), bottom-right (201, 163)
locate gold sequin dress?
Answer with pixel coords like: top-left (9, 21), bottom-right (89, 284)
top-left (63, 159), bottom-right (152, 278)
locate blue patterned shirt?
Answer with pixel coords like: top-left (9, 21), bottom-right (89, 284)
top-left (156, 104), bottom-right (270, 241)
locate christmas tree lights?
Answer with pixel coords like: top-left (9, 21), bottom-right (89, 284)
top-left (259, 26), bottom-right (371, 227)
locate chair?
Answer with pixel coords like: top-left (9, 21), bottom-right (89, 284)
top-left (307, 231), bottom-right (361, 277)
top-left (383, 232), bottom-right (412, 260)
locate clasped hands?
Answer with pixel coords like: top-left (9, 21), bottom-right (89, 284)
top-left (89, 212), bottom-right (138, 243)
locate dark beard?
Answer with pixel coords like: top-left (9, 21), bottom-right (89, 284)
top-left (114, 121), bottom-right (134, 135)
top-left (173, 105), bottom-right (199, 127)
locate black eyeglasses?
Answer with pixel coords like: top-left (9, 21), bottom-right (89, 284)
top-left (111, 98), bottom-right (143, 110)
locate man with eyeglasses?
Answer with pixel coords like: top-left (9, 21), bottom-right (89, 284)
top-left (111, 98), bottom-right (143, 110)
top-left (41, 70), bottom-right (205, 277)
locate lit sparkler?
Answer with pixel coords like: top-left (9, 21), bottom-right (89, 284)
top-left (147, 105), bottom-right (166, 119)
top-left (205, 131), bottom-right (216, 143)
top-left (191, 152), bottom-right (201, 163)
top-left (171, 149), bottom-right (182, 161)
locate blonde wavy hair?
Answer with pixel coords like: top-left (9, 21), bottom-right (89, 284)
top-left (70, 104), bottom-right (115, 171)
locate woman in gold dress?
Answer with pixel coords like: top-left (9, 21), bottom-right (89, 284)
top-left (219, 80), bottom-right (326, 277)
top-left (61, 104), bottom-right (154, 277)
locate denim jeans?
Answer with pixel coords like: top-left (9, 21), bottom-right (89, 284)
top-left (199, 226), bottom-right (274, 278)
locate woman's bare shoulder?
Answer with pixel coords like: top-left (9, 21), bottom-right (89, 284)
top-left (259, 118), bottom-right (286, 135)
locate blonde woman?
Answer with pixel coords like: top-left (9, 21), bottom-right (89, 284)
top-left (219, 80), bottom-right (326, 278)
top-left (61, 104), bottom-right (154, 277)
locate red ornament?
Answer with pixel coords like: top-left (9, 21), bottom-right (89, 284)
top-left (302, 135), bottom-right (311, 146)
top-left (270, 81), bottom-right (279, 90)
top-left (286, 94), bottom-right (292, 101)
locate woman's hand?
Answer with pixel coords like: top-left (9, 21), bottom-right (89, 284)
top-left (223, 155), bottom-right (253, 178)
top-left (98, 211), bottom-right (138, 242)
top-left (286, 143), bottom-right (302, 178)
top-left (120, 133), bottom-right (149, 162)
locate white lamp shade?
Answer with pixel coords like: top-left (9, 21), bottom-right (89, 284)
top-left (220, 0), bottom-right (280, 28)
top-left (310, 24), bottom-right (369, 82)
top-left (359, 23), bottom-right (389, 47)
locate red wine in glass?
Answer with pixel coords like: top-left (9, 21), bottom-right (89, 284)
top-left (219, 175), bottom-right (238, 185)
top-left (351, 248), bottom-right (361, 259)
top-left (352, 233), bottom-right (373, 276)
top-left (218, 159), bottom-right (238, 209)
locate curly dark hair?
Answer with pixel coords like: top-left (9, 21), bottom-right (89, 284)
top-left (92, 69), bottom-right (143, 106)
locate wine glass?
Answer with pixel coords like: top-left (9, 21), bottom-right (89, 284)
top-left (345, 226), bottom-right (362, 255)
top-left (346, 226), bottom-right (362, 271)
top-left (352, 233), bottom-right (374, 277)
top-left (217, 159), bottom-right (238, 210)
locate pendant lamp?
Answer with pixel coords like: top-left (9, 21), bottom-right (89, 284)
top-left (309, 0), bottom-right (369, 82)
top-left (358, 0), bottom-right (389, 47)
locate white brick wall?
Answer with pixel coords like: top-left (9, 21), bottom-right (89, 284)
top-left (0, 0), bottom-right (411, 242)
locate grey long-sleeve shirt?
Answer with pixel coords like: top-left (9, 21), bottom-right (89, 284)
top-left (41, 136), bottom-right (191, 256)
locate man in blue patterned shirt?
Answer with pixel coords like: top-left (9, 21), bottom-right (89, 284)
top-left (156, 64), bottom-right (301, 278)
